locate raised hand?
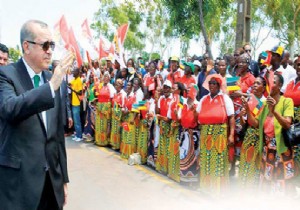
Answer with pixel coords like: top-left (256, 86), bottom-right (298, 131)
top-left (50, 51), bottom-right (75, 91)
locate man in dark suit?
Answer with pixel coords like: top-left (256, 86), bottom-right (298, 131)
top-left (0, 20), bottom-right (74, 210)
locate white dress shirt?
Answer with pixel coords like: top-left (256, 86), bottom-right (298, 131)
top-left (23, 58), bottom-right (55, 131)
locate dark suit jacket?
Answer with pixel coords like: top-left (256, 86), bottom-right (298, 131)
top-left (60, 80), bottom-right (72, 127)
top-left (0, 59), bottom-right (69, 210)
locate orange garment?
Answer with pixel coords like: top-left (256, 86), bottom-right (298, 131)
top-left (144, 75), bottom-right (156, 91)
top-left (239, 72), bottom-right (255, 93)
top-left (97, 85), bottom-right (111, 103)
top-left (167, 71), bottom-right (182, 85)
top-left (179, 75), bottom-right (196, 89)
top-left (181, 104), bottom-right (197, 128)
top-left (169, 94), bottom-right (180, 121)
top-left (198, 95), bottom-right (227, 124)
top-left (125, 95), bottom-right (136, 111)
top-left (112, 91), bottom-right (124, 107)
top-left (284, 80), bottom-right (300, 106)
top-left (159, 96), bottom-right (172, 117)
top-left (263, 116), bottom-right (275, 138)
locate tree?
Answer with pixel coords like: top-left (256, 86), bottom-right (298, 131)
top-left (91, 0), bottom-right (175, 60)
top-left (162, 0), bottom-right (234, 59)
top-left (255, 0), bottom-right (300, 53)
top-left (142, 0), bottom-right (173, 60)
top-left (91, 0), bottom-right (145, 56)
top-left (249, 0), bottom-right (274, 59)
top-left (9, 46), bottom-right (22, 62)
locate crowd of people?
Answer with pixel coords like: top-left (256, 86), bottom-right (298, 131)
top-left (1, 38), bottom-right (299, 197)
top-left (58, 42), bottom-right (299, 196)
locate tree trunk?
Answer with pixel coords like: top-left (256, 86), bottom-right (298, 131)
top-left (198, 0), bottom-right (213, 59)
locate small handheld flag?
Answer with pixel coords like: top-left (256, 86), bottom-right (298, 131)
top-left (247, 94), bottom-right (264, 116)
top-left (226, 77), bottom-right (241, 92)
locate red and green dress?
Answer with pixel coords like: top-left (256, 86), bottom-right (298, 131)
top-left (238, 95), bottom-right (265, 189)
top-left (110, 89), bottom-right (126, 150)
top-left (137, 104), bottom-right (150, 164)
top-left (156, 94), bottom-right (172, 174)
top-left (120, 93), bottom-right (137, 159)
top-left (95, 83), bottom-right (115, 146)
top-left (167, 94), bottom-right (182, 182)
top-left (198, 94), bottom-right (230, 194)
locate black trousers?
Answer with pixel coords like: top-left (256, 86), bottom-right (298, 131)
top-left (37, 172), bottom-right (60, 210)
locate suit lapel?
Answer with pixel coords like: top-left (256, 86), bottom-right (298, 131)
top-left (42, 71), bottom-right (51, 137)
top-left (16, 59), bottom-right (45, 130)
top-left (15, 59), bottom-right (34, 91)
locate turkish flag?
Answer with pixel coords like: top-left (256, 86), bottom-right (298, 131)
top-left (53, 15), bottom-right (69, 49)
top-left (68, 27), bottom-right (83, 67)
top-left (117, 23), bottom-right (129, 45)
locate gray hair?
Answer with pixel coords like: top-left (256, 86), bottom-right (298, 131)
top-left (20, 20), bottom-right (48, 53)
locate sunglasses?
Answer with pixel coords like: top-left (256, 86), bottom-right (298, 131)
top-left (208, 81), bottom-right (218, 85)
top-left (26, 40), bottom-right (55, 51)
top-left (245, 49), bottom-right (251, 52)
top-left (234, 54), bottom-right (239, 57)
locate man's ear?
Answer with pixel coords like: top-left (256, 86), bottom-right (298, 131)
top-left (22, 41), bottom-right (30, 54)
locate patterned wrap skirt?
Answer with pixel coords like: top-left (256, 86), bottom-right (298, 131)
top-left (260, 136), bottom-right (296, 193)
top-left (120, 112), bottom-right (137, 159)
top-left (168, 121), bottom-right (181, 182)
top-left (95, 102), bottom-right (111, 146)
top-left (137, 119), bottom-right (149, 164)
top-left (200, 123), bottom-right (229, 194)
top-left (110, 107), bottom-right (122, 150)
top-left (238, 126), bottom-right (260, 189)
top-left (156, 120), bottom-right (170, 174)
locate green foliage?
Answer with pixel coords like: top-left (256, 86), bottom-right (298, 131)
top-left (254, 0), bottom-right (300, 49)
top-left (140, 51), bottom-right (150, 61)
top-left (9, 46), bottom-right (21, 62)
top-left (162, 0), bottom-right (234, 40)
top-left (150, 52), bottom-right (160, 60)
top-left (91, 0), bottom-right (145, 53)
top-left (91, 0), bottom-right (300, 59)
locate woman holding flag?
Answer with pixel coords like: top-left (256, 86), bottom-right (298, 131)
top-left (243, 73), bottom-right (296, 194)
top-left (110, 79), bottom-right (126, 150)
top-left (238, 76), bottom-right (266, 189)
top-left (120, 81), bottom-right (134, 158)
top-left (94, 71), bottom-right (116, 146)
top-left (136, 96), bottom-right (152, 164)
top-left (229, 54), bottom-right (255, 176)
top-left (120, 78), bottom-right (144, 159)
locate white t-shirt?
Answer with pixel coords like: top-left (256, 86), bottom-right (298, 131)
top-left (134, 88), bottom-right (144, 103)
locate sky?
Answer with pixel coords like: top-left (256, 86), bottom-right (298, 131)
top-left (0, 0), bottom-right (99, 48)
top-left (0, 0), bottom-right (278, 61)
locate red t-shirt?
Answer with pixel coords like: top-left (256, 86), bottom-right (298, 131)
top-left (179, 75), bottom-right (196, 89)
top-left (284, 80), bottom-right (300, 106)
top-left (239, 72), bottom-right (255, 93)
